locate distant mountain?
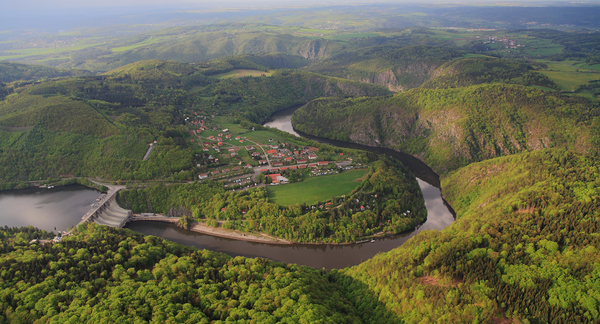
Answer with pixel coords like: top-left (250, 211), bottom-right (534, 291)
top-left (0, 61), bottom-right (90, 83)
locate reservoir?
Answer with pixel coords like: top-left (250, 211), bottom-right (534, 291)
top-left (0, 184), bottom-right (99, 233)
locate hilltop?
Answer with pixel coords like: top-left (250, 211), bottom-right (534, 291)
top-left (293, 83), bottom-right (597, 173)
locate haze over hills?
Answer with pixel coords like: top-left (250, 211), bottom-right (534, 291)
top-left (1, 1), bottom-right (600, 323)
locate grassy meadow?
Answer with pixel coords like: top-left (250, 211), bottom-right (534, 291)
top-left (267, 169), bottom-right (367, 206)
top-left (211, 69), bottom-right (271, 79)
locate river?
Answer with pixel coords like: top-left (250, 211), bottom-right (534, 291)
top-left (126, 106), bottom-right (455, 269)
top-left (0, 107), bottom-right (453, 269)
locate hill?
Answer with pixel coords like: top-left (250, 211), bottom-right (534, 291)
top-left (303, 45), bottom-right (464, 91)
top-left (337, 149), bottom-right (600, 323)
top-left (421, 57), bottom-right (558, 90)
top-left (0, 61), bottom-right (89, 83)
top-left (40, 32), bottom-right (347, 73)
top-left (292, 83), bottom-right (598, 173)
top-left (0, 60), bottom-right (390, 184)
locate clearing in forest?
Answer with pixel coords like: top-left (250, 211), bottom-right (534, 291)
top-left (267, 169), bottom-right (367, 206)
top-left (212, 69), bottom-right (271, 79)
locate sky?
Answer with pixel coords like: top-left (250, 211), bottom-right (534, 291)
top-left (2, 0), bottom-right (599, 32)
top-left (7, 0), bottom-right (595, 10)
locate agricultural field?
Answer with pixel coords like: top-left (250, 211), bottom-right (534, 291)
top-left (267, 169), bottom-right (367, 206)
top-left (110, 36), bottom-right (172, 52)
top-left (241, 130), bottom-right (304, 146)
top-left (211, 69), bottom-right (271, 79)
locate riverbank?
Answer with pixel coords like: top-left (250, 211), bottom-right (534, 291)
top-left (188, 222), bottom-right (292, 245)
top-left (0, 177), bottom-right (109, 193)
top-left (130, 215), bottom-right (292, 244)
top-left (131, 215), bottom-right (419, 246)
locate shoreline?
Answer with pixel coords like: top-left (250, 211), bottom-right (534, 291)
top-left (129, 217), bottom-right (416, 246)
top-left (188, 221), bottom-right (292, 245)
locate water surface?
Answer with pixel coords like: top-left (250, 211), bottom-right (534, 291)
top-left (0, 185), bottom-right (100, 232)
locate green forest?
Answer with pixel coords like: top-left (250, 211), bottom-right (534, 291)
top-left (1, 6), bottom-right (600, 322)
top-left (293, 81), bottom-right (599, 173)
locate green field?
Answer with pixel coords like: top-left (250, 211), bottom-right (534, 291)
top-left (212, 69), bottom-right (271, 79)
top-left (111, 36), bottom-right (171, 52)
top-left (241, 130), bottom-right (304, 146)
top-left (539, 70), bottom-right (600, 91)
top-left (267, 169), bottom-right (367, 206)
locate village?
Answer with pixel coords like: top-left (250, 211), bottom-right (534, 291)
top-left (180, 112), bottom-right (359, 190)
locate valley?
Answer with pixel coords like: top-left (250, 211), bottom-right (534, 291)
top-left (0, 3), bottom-right (600, 323)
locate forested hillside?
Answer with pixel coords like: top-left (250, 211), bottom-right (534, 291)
top-left (0, 59), bottom-right (389, 185)
top-left (0, 225), bottom-right (368, 323)
top-left (0, 62), bottom-right (89, 83)
top-left (293, 83), bottom-right (598, 173)
top-left (337, 149), bottom-right (600, 323)
top-left (303, 45), bottom-right (463, 91)
top-left (40, 32), bottom-right (348, 73)
top-left (421, 57), bottom-right (558, 90)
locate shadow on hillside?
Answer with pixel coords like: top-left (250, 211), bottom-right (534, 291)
top-left (331, 271), bottom-right (404, 324)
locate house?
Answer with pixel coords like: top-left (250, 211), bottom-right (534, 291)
top-left (273, 162), bottom-right (283, 167)
top-left (245, 145), bottom-right (254, 151)
top-left (266, 149), bottom-right (277, 154)
top-left (259, 160), bottom-right (268, 165)
top-left (211, 170), bottom-right (220, 175)
top-left (294, 151), bottom-right (299, 155)
top-left (222, 168), bottom-right (230, 173)
top-left (235, 136), bottom-right (241, 140)
top-left (222, 129), bottom-right (229, 132)
top-left (289, 166), bottom-right (297, 170)
top-left (308, 154), bottom-right (317, 160)
top-left (225, 135), bottom-right (231, 139)
top-left (309, 163), bottom-right (318, 168)
top-left (233, 166), bottom-right (241, 171)
top-left (217, 142), bottom-right (223, 146)
top-left (318, 161), bottom-right (329, 166)
top-left (299, 164), bottom-right (307, 169)
top-left (252, 152), bottom-right (261, 157)
top-left (297, 159), bottom-right (307, 164)
top-left (280, 167), bottom-right (288, 171)
top-left (203, 148), bottom-right (209, 152)
top-left (239, 140), bottom-right (245, 143)
top-left (284, 157), bottom-right (293, 162)
top-left (198, 173), bottom-right (208, 179)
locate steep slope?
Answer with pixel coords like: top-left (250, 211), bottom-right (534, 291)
top-left (293, 84), bottom-right (598, 173)
top-left (303, 45), bottom-right (464, 91)
top-left (338, 149), bottom-right (600, 323)
top-left (421, 57), bottom-right (557, 90)
top-left (53, 33), bottom-right (347, 73)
